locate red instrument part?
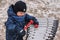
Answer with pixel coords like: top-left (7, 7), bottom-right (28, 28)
top-left (24, 20), bottom-right (34, 30)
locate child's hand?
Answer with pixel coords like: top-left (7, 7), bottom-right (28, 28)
top-left (34, 24), bottom-right (39, 28)
top-left (19, 29), bottom-right (26, 36)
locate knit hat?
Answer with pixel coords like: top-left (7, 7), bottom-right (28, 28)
top-left (13, 1), bottom-right (27, 13)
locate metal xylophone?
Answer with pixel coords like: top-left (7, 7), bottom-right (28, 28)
top-left (26, 18), bottom-right (59, 40)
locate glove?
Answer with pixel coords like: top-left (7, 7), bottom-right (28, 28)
top-left (34, 24), bottom-right (39, 28)
top-left (15, 26), bottom-right (26, 37)
top-left (19, 29), bottom-right (26, 36)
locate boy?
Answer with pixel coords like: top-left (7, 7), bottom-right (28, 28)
top-left (5, 1), bottom-right (39, 40)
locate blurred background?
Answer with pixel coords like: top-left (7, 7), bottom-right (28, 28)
top-left (0, 0), bottom-right (60, 40)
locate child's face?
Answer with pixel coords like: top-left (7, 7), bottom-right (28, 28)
top-left (17, 12), bottom-right (25, 16)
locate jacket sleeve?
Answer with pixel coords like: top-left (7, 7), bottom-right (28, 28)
top-left (5, 17), bottom-right (16, 32)
top-left (26, 14), bottom-right (39, 25)
top-left (5, 17), bottom-right (22, 33)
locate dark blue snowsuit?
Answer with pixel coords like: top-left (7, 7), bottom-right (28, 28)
top-left (5, 5), bottom-right (39, 40)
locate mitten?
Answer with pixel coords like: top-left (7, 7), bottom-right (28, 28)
top-left (34, 24), bottom-right (39, 28)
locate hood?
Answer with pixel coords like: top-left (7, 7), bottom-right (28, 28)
top-left (7, 5), bottom-right (26, 22)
